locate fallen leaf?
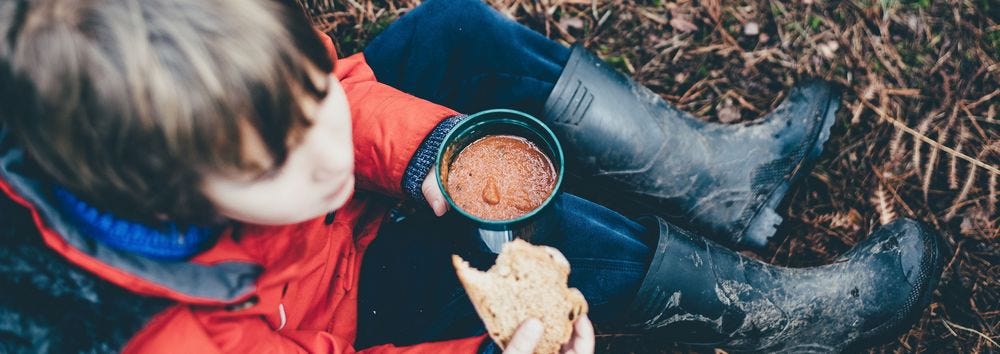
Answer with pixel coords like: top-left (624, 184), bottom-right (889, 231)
top-left (818, 40), bottom-right (840, 59)
top-left (637, 8), bottom-right (668, 25)
top-left (960, 217), bottom-right (975, 235)
top-left (670, 16), bottom-right (698, 33)
top-left (717, 99), bottom-right (741, 123)
top-left (558, 17), bottom-right (584, 32)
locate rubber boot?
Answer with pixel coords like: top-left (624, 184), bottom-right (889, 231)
top-left (542, 45), bottom-right (839, 248)
top-left (623, 216), bottom-right (942, 353)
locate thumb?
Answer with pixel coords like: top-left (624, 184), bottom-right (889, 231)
top-left (422, 170), bottom-right (448, 216)
top-left (504, 319), bottom-right (543, 354)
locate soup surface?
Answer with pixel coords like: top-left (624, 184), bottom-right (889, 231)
top-left (445, 135), bottom-right (557, 221)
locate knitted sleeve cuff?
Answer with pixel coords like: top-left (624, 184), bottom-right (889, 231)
top-left (401, 114), bottom-right (466, 204)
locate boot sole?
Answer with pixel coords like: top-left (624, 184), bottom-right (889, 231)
top-left (737, 90), bottom-right (839, 248)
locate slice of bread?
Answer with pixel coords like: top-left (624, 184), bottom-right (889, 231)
top-left (452, 239), bottom-right (588, 354)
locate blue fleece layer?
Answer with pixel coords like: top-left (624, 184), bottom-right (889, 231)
top-left (53, 187), bottom-right (219, 260)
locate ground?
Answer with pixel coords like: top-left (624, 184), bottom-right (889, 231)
top-left (302, 0), bottom-right (998, 352)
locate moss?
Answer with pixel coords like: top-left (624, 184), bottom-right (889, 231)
top-left (878, 0), bottom-right (900, 11)
top-left (988, 30), bottom-right (1000, 58)
top-left (809, 15), bottom-right (823, 30)
top-left (696, 64), bottom-right (709, 78)
top-left (977, 0), bottom-right (995, 14)
top-left (770, 2), bottom-right (786, 17)
top-left (785, 22), bottom-right (804, 33)
top-left (903, 0), bottom-right (931, 9)
top-left (896, 41), bottom-right (929, 67)
top-left (364, 15), bottom-right (397, 39)
top-left (603, 55), bottom-right (631, 73)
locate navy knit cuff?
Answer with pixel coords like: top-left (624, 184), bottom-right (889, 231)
top-left (401, 115), bottom-right (466, 204)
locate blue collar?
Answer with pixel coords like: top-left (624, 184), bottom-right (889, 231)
top-left (52, 187), bottom-right (220, 260)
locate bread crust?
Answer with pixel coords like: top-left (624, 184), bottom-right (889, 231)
top-left (453, 239), bottom-right (588, 354)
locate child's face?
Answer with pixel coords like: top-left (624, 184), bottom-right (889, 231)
top-left (201, 74), bottom-right (355, 225)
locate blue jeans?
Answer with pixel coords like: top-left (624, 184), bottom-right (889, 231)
top-left (362, 0), bottom-right (568, 116)
top-left (357, 194), bottom-right (651, 348)
top-left (356, 0), bottom-right (651, 349)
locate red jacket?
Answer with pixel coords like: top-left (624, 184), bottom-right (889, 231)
top-left (0, 33), bottom-right (486, 353)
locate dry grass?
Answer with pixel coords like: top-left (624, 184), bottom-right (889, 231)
top-left (300, 0), bottom-right (998, 352)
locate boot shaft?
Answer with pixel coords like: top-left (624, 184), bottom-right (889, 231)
top-left (543, 45), bottom-right (839, 248)
top-left (624, 217), bottom-right (942, 352)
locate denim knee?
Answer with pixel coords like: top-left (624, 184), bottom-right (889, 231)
top-left (406, 0), bottom-right (502, 38)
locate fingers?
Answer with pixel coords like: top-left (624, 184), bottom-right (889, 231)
top-left (504, 318), bottom-right (543, 354)
top-left (561, 315), bottom-right (595, 354)
top-left (421, 170), bottom-right (449, 216)
top-left (574, 315), bottom-right (595, 354)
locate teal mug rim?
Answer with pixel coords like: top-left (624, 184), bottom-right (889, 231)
top-left (435, 109), bottom-right (564, 228)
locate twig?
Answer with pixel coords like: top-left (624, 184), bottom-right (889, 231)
top-left (941, 318), bottom-right (959, 337)
top-left (967, 89), bottom-right (1000, 110)
top-left (941, 319), bottom-right (999, 347)
top-left (863, 100), bottom-right (1000, 176)
top-left (941, 240), bottom-right (963, 274)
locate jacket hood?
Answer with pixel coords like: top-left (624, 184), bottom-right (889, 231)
top-left (0, 124), bottom-right (261, 305)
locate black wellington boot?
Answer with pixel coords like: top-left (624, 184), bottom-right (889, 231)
top-left (624, 216), bottom-right (943, 353)
top-left (542, 45), bottom-right (839, 248)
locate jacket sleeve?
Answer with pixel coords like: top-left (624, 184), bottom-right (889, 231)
top-left (322, 33), bottom-right (460, 199)
top-left (123, 305), bottom-right (488, 354)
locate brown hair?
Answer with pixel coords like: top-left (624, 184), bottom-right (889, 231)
top-left (0, 0), bottom-right (333, 224)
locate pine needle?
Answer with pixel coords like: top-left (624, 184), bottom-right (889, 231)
top-left (990, 173), bottom-right (997, 216)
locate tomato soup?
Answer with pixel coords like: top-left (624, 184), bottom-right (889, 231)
top-left (446, 135), bottom-right (557, 221)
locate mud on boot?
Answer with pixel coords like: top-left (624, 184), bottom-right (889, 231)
top-left (621, 216), bottom-right (943, 353)
top-left (543, 45), bottom-right (839, 248)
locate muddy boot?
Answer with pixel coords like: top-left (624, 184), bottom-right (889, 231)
top-left (542, 44), bottom-right (839, 248)
top-left (623, 216), bottom-right (942, 353)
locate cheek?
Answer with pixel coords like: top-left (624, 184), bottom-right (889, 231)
top-left (325, 79), bottom-right (353, 149)
top-left (312, 115), bottom-right (354, 176)
top-left (225, 198), bottom-right (329, 226)
top-left (203, 176), bottom-right (329, 225)
top-left (337, 132), bottom-right (354, 171)
top-left (210, 189), bottom-right (304, 224)
top-left (330, 103), bottom-right (354, 172)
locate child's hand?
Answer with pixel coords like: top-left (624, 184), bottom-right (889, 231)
top-left (561, 315), bottom-right (596, 354)
top-left (422, 171), bottom-right (449, 216)
top-left (503, 316), bottom-right (595, 354)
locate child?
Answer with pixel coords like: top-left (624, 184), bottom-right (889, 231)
top-left (0, 0), bottom-right (941, 353)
